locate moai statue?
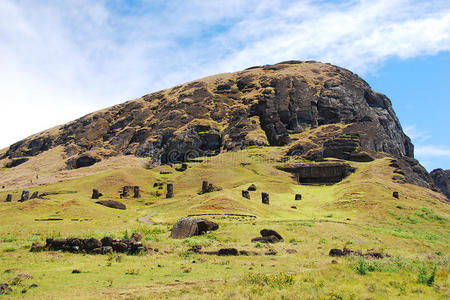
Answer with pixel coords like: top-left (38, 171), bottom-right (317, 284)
top-left (261, 192), bottom-right (269, 204)
top-left (133, 186), bottom-right (141, 198)
top-left (166, 183), bottom-right (174, 198)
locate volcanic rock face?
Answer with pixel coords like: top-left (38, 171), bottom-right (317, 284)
top-left (2, 60), bottom-right (420, 183)
top-left (430, 169), bottom-right (450, 200)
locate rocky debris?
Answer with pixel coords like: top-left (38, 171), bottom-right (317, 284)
top-left (247, 184), bottom-right (257, 191)
top-left (390, 158), bottom-right (437, 190)
top-left (329, 247), bottom-right (388, 259)
top-left (278, 162), bottom-right (356, 184)
top-left (286, 249), bottom-right (297, 254)
top-left (30, 191), bottom-right (39, 199)
top-left (261, 192), bottom-right (269, 204)
top-left (91, 189), bottom-right (102, 199)
top-left (95, 200), bottom-right (126, 210)
top-left (291, 205), bottom-right (297, 209)
top-left (265, 249), bottom-right (278, 255)
top-left (34, 234), bottom-right (148, 255)
top-left (166, 183), bottom-right (174, 198)
top-left (0, 283), bottom-right (12, 295)
top-left (393, 191), bottom-right (399, 199)
top-left (175, 163), bottom-right (188, 172)
top-left (251, 229), bottom-right (283, 243)
top-left (19, 190), bottom-right (29, 202)
top-left (72, 269), bottom-right (82, 274)
top-left (295, 193), bottom-right (302, 200)
top-left (200, 180), bottom-right (221, 194)
top-left (5, 158), bottom-right (29, 168)
top-left (169, 217), bottom-right (219, 239)
top-left (217, 248), bottom-right (239, 256)
top-left (5, 194), bottom-right (12, 202)
top-left (430, 168), bottom-right (450, 200)
top-left (242, 190), bottom-right (250, 199)
top-left (133, 186), bottom-right (141, 198)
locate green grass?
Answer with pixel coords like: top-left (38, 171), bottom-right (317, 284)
top-left (0, 147), bottom-right (449, 299)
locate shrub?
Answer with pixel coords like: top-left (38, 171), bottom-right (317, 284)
top-left (0, 235), bottom-right (17, 242)
top-left (356, 258), bottom-right (368, 275)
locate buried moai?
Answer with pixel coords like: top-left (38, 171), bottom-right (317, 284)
top-left (295, 193), bottom-right (302, 200)
top-left (30, 191), bottom-right (39, 199)
top-left (261, 192), bottom-right (269, 204)
top-left (91, 189), bottom-right (103, 199)
top-left (121, 186), bottom-right (131, 198)
top-left (19, 190), bottom-right (29, 202)
top-left (393, 191), bottom-right (399, 199)
top-left (5, 194), bottom-right (12, 202)
top-left (242, 190), bottom-right (250, 199)
top-left (166, 183), bottom-right (174, 198)
top-left (133, 186), bottom-right (141, 198)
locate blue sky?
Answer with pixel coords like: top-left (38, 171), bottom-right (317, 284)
top-left (0, 0), bottom-right (449, 170)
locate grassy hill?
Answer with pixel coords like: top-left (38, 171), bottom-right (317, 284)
top-left (0, 144), bottom-right (448, 299)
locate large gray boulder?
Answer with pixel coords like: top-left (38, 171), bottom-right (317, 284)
top-left (169, 217), bottom-right (219, 239)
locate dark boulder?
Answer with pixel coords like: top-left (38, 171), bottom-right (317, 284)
top-left (30, 191), bottom-right (39, 199)
top-left (95, 200), bottom-right (126, 210)
top-left (5, 157), bottom-right (29, 168)
top-left (295, 193), bottom-right (302, 200)
top-left (169, 217), bottom-right (199, 239)
top-left (91, 189), bottom-right (102, 199)
top-left (101, 246), bottom-right (113, 254)
top-left (393, 191), bottom-right (399, 199)
top-left (251, 236), bottom-right (280, 243)
top-left (217, 248), bottom-right (239, 256)
top-left (260, 229), bottom-right (283, 241)
top-left (84, 238), bottom-right (102, 252)
top-left (5, 194), bottom-right (12, 202)
top-left (329, 248), bottom-right (344, 257)
top-left (45, 238), bottom-right (66, 251)
top-left (261, 192), bottom-right (269, 204)
top-left (101, 236), bottom-right (114, 247)
top-left (112, 241), bottom-right (128, 253)
top-left (242, 190), bottom-right (250, 199)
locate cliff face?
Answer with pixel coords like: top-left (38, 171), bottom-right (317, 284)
top-left (2, 61), bottom-right (413, 169)
top-left (431, 169), bottom-right (450, 200)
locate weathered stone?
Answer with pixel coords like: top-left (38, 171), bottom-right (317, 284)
top-left (30, 191), bottom-right (39, 199)
top-left (295, 193), bottom-right (302, 200)
top-left (217, 248), bottom-right (239, 256)
top-left (392, 191), bottom-right (399, 199)
top-left (5, 194), bottom-right (12, 202)
top-left (430, 168), bottom-right (450, 200)
top-left (91, 189), bottom-right (102, 199)
top-left (247, 184), bottom-right (257, 191)
top-left (101, 236), bottom-right (114, 247)
top-left (133, 186), bottom-right (141, 198)
top-left (251, 236), bottom-right (280, 243)
top-left (166, 183), bottom-right (174, 198)
top-left (45, 238), bottom-right (66, 251)
top-left (84, 238), bottom-right (102, 252)
top-left (260, 229), bottom-right (283, 241)
top-left (121, 186), bottom-right (131, 198)
top-left (170, 217), bottom-right (199, 239)
top-left (112, 241), bottom-right (128, 253)
top-left (19, 190), bottom-right (29, 202)
top-left (202, 181), bottom-right (209, 193)
top-left (95, 200), bottom-right (126, 210)
top-left (242, 190), bottom-right (250, 199)
top-left (130, 232), bottom-right (143, 242)
top-left (329, 248), bottom-right (344, 257)
top-left (261, 192), bottom-right (269, 204)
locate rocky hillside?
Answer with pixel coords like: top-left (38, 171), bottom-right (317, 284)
top-left (0, 60), bottom-right (442, 196)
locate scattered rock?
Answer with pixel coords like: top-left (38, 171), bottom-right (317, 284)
top-left (218, 248), bottom-right (239, 256)
top-left (331, 259), bottom-right (338, 264)
top-left (286, 249), bottom-right (297, 254)
top-left (392, 191), bottom-right (399, 199)
top-left (265, 249), bottom-right (278, 255)
top-left (329, 248), bottom-right (344, 257)
top-left (291, 205), bottom-right (297, 209)
top-left (29, 284), bottom-right (38, 288)
top-left (251, 236), bottom-right (280, 243)
top-left (261, 229), bottom-right (283, 241)
top-left (130, 232), bottom-right (142, 242)
top-left (30, 191), bottom-right (39, 199)
top-left (242, 190), bottom-right (250, 199)
top-left (0, 283), bottom-right (12, 295)
top-left (196, 218), bottom-right (219, 234)
top-left (19, 190), bottom-right (29, 202)
top-left (295, 193), bottom-right (302, 200)
top-left (247, 184), bottom-right (257, 191)
top-left (329, 247), bottom-right (388, 259)
top-left (95, 200), bottom-right (126, 210)
top-left (72, 269), bottom-right (82, 274)
top-left (101, 236), bottom-right (114, 247)
top-left (84, 238), bottom-right (102, 252)
top-left (166, 183), bottom-right (174, 198)
top-left (261, 192), bottom-right (269, 204)
top-left (91, 189), bottom-right (102, 199)
top-left (5, 194), bottom-right (12, 202)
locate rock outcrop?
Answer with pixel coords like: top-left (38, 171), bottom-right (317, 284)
top-left (2, 61), bottom-right (413, 167)
top-left (169, 217), bottom-right (219, 239)
top-left (430, 169), bottom-right (450, 200)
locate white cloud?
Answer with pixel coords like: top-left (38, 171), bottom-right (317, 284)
top-left (415, 146), bottom-right (450, 157)
top-left (0, 0), bottom-right (449, 149)
top-left (404, 125), bottom-right (431, 142)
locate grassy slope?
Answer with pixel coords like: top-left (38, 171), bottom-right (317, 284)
top-left (0, 146), bottom-right (448, 299)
